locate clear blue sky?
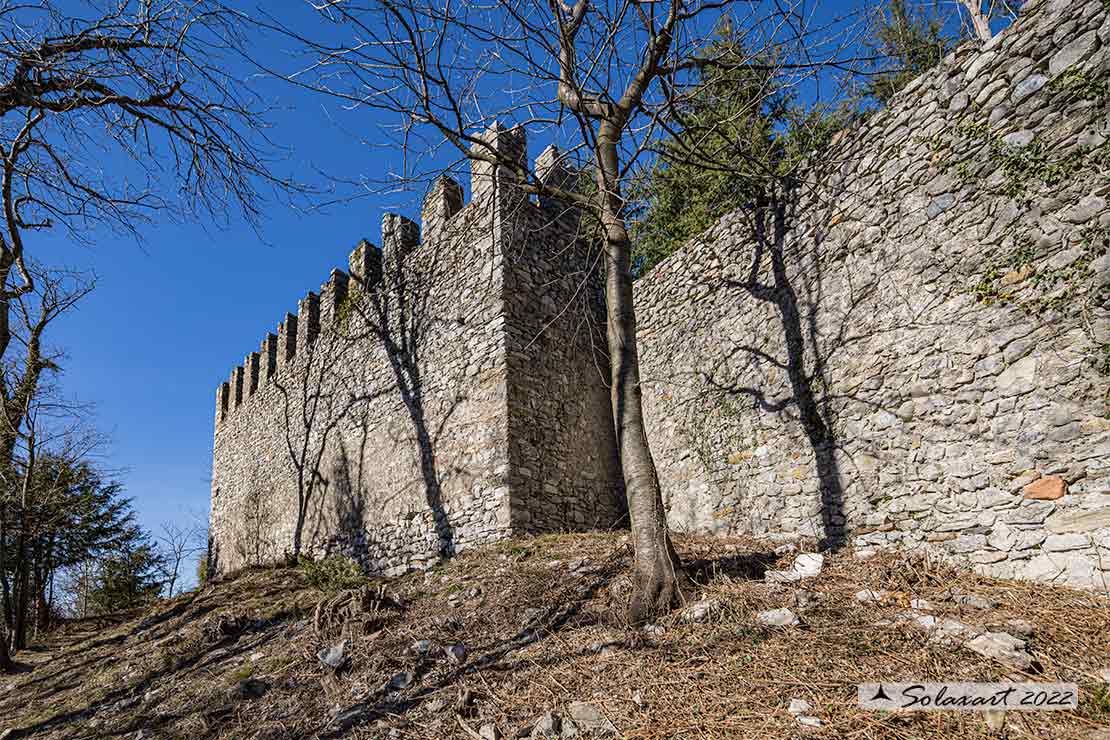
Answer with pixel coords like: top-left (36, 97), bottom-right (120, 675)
top-left (37, 0), bottom-right (985, 537)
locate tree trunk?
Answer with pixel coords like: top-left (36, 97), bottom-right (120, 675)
top-left (36, 537), bottom-right (55, 633)
top-left (960, 0), bottom-right (992, 42)
top-left (0, 504), bottom-right (11, 628)
top-left (595, 128), bottom-right (686, 622)
top-left (0, 623), bottom-right (12, 671)
top-left (12, 504), bottom-right (28, 651)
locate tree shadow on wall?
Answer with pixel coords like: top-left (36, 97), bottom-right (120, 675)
top-left (345, 233), bottom-right (472, 562)
top-left (332, 440), bottom-right (364, 536)
top-left (274, 309), bottom-right (385, 561)
top-left (273, 215), bottom-right (483, 568)
top-left (700, 173), bottom-right (906, 550)
top-left (711, 185), bottom-right (842, 548)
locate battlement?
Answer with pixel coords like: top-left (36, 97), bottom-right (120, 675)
top-left (214, 121), bottom-right (583, 426)
top-left (210, 117), bottom-right (619, 577)
top-left (213, 0), bottom-right (1110, 589)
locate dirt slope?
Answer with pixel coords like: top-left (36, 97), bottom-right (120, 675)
top-left (1, 533), bottom-right (1109, 739)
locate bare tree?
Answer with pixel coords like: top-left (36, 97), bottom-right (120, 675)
top-left (0, 265), bottom-right (95, 655)
top-left (956, 0), bottom-right (1021, 42)
top-left (0, 0), bottom-right (298, 385)
top-left (0, 266), bottom-right (94, 484)
top-left (154, 520), bottom-right (205, 597)
top-left (246, 0), bottom-right (877, 618)
top-left (257, 0), bottom-right (883, 617)
top-left (0, 618), bottom-right (9, 670)
top-left (958, 0), bottom-right (992, 42)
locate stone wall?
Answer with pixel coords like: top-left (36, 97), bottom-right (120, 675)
top-left (209, 125), bottom-right (622, 576)
top-left (504, 146), bottom-right (623, 533)
top-left (213, 0), bottom-right (1110, 590)
top-left (635, 0), bottom-right (1110, 589)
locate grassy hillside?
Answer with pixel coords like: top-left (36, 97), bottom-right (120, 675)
top-left (1, 533), bottom-right (1108, 739)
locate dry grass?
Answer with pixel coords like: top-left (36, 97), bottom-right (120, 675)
top-left (1, 532), bottom-right (1108, 739)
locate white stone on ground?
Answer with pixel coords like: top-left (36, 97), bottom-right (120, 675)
top-left (965, 632), bottom-right (1034, 671)
top-left (899, 610), bottom-right (1036, 671)
top-left (566, 702), bottom-right (615, 734)
top-left (316, 640), bottom-right (349, 669)
top-left (766, 553), bottom-right (824, 583)
top-left (757, 608), bottom-right (800, 627)
top-left (1002, 619), bottom-right (1036, 638)
top-left (529, 712), bottom-right (560, 738)
top-left (787, 698), bottom-right (812, 715)
top-left (682, 599), bottom-right (721, 623)
top-left (855, 589), bottom-right (889, 603)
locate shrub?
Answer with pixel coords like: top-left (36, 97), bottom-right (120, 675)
top-left (298, 555), bottom-right (367, 593)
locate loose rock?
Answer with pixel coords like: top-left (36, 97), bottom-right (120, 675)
top-left (681, 599), bottom-right (721, 623)
top-left (766, 553), bottom-right (824, 583)
top-left (446, 643), bottom-right (468, 664)
top-left (317, 640), bottom-right (349, 670)
top-left (530, 712), bottom-right (561, 738)
top-left (788, 698), bottom-right (812, 715)
top-left (566, 701), bottom-right (615, 735)
top-left (1003, 619), bottom-right (1037, 638)
top-left (333, 704), bottom-right (371, 731)
top-left (965, 632), bottom-right (1035, 671)
top-left (855, 589), bottom-right (890, 603)
top-left (386, 671), bottom-right (414, 691)
top-left (757, 608), bottom-right (800, 627)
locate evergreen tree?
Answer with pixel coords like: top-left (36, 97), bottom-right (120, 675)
top-left (629, 24), bottom-right (848, 274)
top-left (86, 537), bottom-right (165, 614)
top-left (865, 0), bottom-right (952, 104)
top-left (2, 456), bottom-right (154, 647)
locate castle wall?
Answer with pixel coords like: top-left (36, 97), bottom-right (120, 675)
top-left (209, 126), bottom-right (621, 576)
top-left (212, 0), bottom-right (1110, 590)
top-left (504, 146), bottom-right (624, 533)
top-left (635, 0), bottom-right (1110, 589)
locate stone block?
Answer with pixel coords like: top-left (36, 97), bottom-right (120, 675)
top-left (1023, 476), bottom-right (1067, 500)
top-left (1047, 507), bottom-right (1110, 533)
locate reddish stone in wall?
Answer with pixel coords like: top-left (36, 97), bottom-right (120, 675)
top-left (1022, 476), bottom-right (1067, 501)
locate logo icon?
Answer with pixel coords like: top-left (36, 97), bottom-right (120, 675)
top-left (871, 684), bottom-right (891, 702)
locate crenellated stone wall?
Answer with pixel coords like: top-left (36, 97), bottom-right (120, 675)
top-left (213, 0), bottom-right (1110, 590)
top-left (635, 0), bottom-right (1110, 589)
top-left (209, 125), bottom-right (622, 577)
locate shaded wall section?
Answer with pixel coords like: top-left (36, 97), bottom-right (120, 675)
top-left (635, 0), bottom-right (1110, 589)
